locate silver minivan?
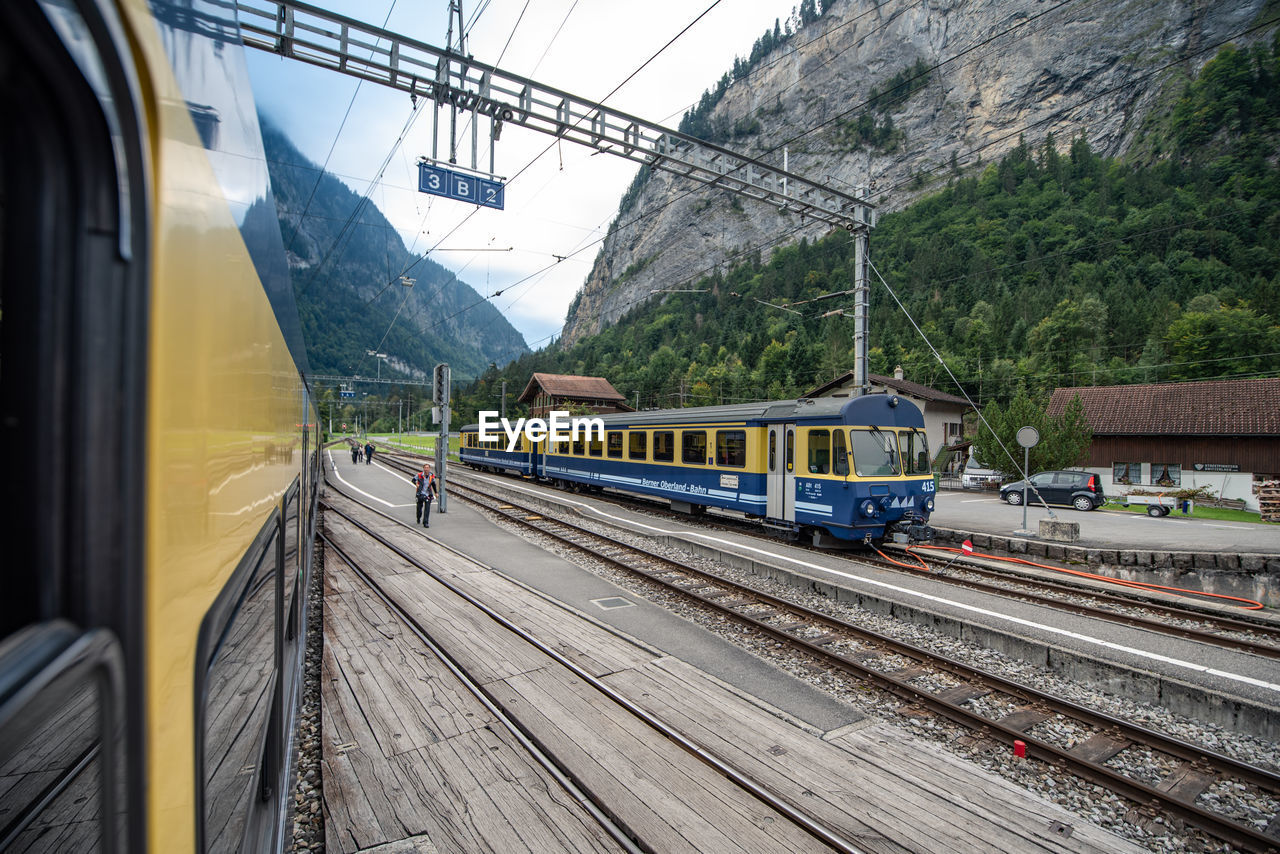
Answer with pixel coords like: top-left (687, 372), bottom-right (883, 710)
top-left (961, 452), bottom-right (1002, 489)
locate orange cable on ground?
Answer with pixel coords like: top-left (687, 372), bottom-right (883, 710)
top-left (905, 545), bottom-right (1264, 610)
top-left (872, 544), bottom-right (932, 572)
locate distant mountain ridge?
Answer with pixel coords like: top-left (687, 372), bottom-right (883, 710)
top-left (260, 121), bottom-right (528, 383)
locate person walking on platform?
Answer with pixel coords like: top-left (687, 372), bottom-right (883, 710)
top-left (413, 465), bottom-right (438, 527)
top-left (351, 444), bottom-right (359, 465)
top-left (364, 441), bottom-right (373, 464)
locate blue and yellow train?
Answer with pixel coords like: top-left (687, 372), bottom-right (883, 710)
top-left (460, 394), bottom-right (936, 545)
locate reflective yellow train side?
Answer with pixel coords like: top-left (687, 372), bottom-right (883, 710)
top-left (1, 1), bottom-right (318, 851)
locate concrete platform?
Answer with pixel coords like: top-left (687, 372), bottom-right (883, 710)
top-left (422, 464), bottom-right (1280, 739)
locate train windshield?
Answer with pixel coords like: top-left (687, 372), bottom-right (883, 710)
top-left (898, 430), bottom-right (930, 475)
top-left (850, 428), bottom-right (900, 477)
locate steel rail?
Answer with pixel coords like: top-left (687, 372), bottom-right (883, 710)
top-left (425, 452), bottom-right (1280, 657)
top-left (439, 476), bottom-right (1280, 853)
top-left (319, 491), bottom-right (867, 854)
top-left (319, 527), bottom-right (646, 854)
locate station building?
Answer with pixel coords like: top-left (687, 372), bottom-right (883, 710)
top-left (1047, 378), bottom-right (1280, 512)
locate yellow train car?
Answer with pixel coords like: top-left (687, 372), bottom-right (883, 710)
top-left (1, 1), bottom-right (319, 851)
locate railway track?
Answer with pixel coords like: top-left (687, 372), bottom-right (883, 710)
top-left (410, 449), bottom-right (1280, 662)
top-left (405, 462), bottom-right (1280, 853)
top-left (318, 490), bottom-right (867, 854)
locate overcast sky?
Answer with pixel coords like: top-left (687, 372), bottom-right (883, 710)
top-left (246, 0), bottom-right (799, 352)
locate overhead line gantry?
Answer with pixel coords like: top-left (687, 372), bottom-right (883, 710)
top-left (236, 0), bottom-right (879, 390)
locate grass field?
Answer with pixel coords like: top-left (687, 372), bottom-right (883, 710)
top-left (1103, 499), bottom-right (1271, 525)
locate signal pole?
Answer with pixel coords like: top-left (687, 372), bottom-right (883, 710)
top-left (434, 363), bottom-right (451, 513)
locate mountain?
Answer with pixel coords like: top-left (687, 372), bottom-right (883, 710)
top-left (560, 0), bottom-right (1276, 346)
top-left (260, 121), bottom-right (528, 383)
top-left (451, 34), bottom-right (1279, 420)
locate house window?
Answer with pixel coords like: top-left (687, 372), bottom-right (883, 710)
top-left (945, 422), bottom-right (963, 440)
top-left (1112, 462), bottom-right (1140, 485)
top-left (1151, 463), bottom-right (1181, 488)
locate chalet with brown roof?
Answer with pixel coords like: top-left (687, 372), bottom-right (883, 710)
top-left (1047, 378), bottom-right (1280, 511)
top-left (804, 366), bottom-right (973, 462)
top-left (518, 372), bottom-right (633, 418)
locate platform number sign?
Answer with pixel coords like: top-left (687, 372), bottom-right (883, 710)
top-left (418, 162), bottom-right (505, 210)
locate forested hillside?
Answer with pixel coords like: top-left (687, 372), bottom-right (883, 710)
top-left (262, 122), bottom-right (528, 385)
top-left (455, 39), bottom-right (1280, 423)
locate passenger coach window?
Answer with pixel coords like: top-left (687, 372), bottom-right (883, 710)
top-left (572, 436), bottom-right (585, 455)
top-left (654, 431), bottom-right (674, 462)
top-left (833, 431), bottom-right (850, 476)
top-left (607, 431), bottom-right (623, 458)
top-left (850, 429), bottom-right (900, 477)
top-left (629, 431), bottom-right (647, 460)
top-left (808, 430), bottom-right (831, 474)
top-left (898, 430), bottom-right (930, 475)
top-left (588, 437), bottom-right (603, 457)
top-left (682, 431), bottom-right (707, 464)
top-left (716, 430), bottom-right (746, 467)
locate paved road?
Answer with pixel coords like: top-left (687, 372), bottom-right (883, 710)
top-left (933, 488), bottom-right (1279, 554)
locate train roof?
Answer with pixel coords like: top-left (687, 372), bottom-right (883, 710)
top-left (461, 393), bottom-right (925, 432)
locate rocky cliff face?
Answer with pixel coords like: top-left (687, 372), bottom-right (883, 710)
top-left (560, 0), bottom-right (1270, 347)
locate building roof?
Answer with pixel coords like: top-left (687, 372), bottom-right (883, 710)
top-left (518, 372), bottom-right (626, 404)
top-left (1047, 378), bottom-right (1280, 436)
top-left (804, 371), bottom-right (972, 407)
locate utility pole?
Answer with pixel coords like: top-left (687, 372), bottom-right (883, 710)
top-left (500, 379), bottom-right (506, 419)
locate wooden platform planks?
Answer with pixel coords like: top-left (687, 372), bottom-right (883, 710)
top-left (601, 657), bottom-right (1144, 854)
top-left (322, 552), bottom-right (623, 854)
top-left (486, 666), bottom-right (832, 853)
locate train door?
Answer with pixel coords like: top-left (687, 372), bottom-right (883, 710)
top-left (766, 424), bottom-right (796, 522)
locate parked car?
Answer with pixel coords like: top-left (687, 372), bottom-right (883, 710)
top-left (1000, 470), bottom-right (1105, 511)
top-left (960, 452), bottom-right (1003, 490)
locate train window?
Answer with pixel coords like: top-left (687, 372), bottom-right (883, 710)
top-left (715, 430), bottom-right (746, 467)
top-left (833, 431), bottom-right (850, 476)
top-left (196, 517), bottom-right (280, 853)
top-left (572, 436), bottom-right (585, 455)
top-left (588, 437), bottom-right (603, 457)
top-left (850, 429), bottom-right (900, 477)
top-left (769, 431), bottom-right (776, 472)
top-left (0, 626), bottom-right (125, 853)
top-left (807, 430), bottom-right (831, 474)
top-left (607, 432), bottom-right (624, 458)
top-left (628, 431), bottom-right (647, 460)
top-left (786, 430), bottom-right (794, 473)
top-left (654, 431), bottom-right (675, 463)
top-left (556, 439), bottom-right (570, 455)
top-left (898, 430), bottom-right (930, 475)
top-left (682, 431), bottom-right (707, 465)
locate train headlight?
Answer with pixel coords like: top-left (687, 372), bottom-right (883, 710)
top-left (860, 499), bottom-right (879, 518)
top-left (924, 497), bottom-right (935, 513)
